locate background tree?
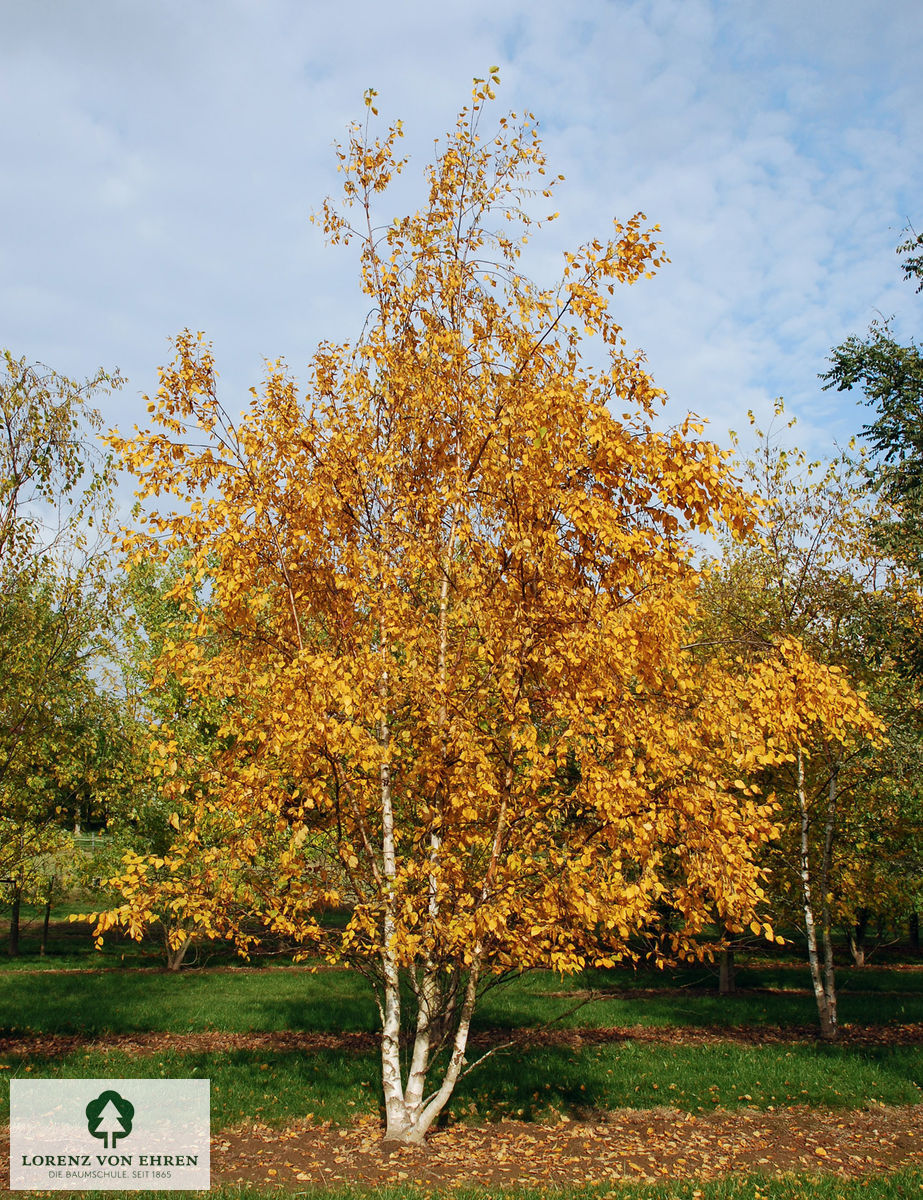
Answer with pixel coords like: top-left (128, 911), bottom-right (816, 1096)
top-left (0, 350), bottom-right (126, 950)
top-left (822, 231), bottom-right (923, 578)
top-left (95, 555), bottom-right (264, 969)
top-left (0, 350), bottom-right (120, 572)
top-left (103, 78), bottom-right (875, 1140)
top-left (821, 229), bottom-right (923, 944)
top-left (699, 407), bottom-right (913, 1036)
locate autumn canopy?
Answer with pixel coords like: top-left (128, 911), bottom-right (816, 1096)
top-left (101, 74), bottom-right (878, 1143)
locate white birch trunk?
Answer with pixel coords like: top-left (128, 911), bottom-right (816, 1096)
top-left (380, 720), bottom-right (513, 1142)
top-left (797, 748), bottom-right (838, 1040)
top-left (819, 760), bottom-right (840, 1036)
top-left (400, 516), bottom-right (455, 1130)
top-left (399, 952), bottom-right (482, 1143)
top-left (378, 655), bottom-right (410, 1139)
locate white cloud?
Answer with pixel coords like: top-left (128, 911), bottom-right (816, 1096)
top-left (0, 0), bottom-right (920, 473)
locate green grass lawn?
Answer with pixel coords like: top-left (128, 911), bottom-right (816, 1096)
top-left (4, 1037), bottom-right (921, 1130)
top-left (3, 932), bottom-right (922, 1133)
top-left (3, 958), bottom-right (923, 1038)
top-left (12, 1169), bottom-right (923, 1199)
top-left (0, 963), bottom-right (378, 1034)
top-left (223, 1177), bottom-right (923, 1199)
top-left (480, 966), bottom-right (923, 1029)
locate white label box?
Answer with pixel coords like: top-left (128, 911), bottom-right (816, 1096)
top-left (10, 1079), bottom-right (210, 1190)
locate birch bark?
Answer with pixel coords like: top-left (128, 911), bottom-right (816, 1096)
top-left (797, 749), bottom-right (838, 1040)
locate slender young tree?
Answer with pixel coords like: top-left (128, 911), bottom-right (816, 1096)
top-left (700, 407), bottom-right (896, 1037)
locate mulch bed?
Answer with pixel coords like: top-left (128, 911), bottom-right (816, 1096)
top-left (3, 1021), bottom-right (923, 1062)
top-left (210, 1104), bottom-right (923, 1188)
top-left (2, 1106), bottom-right (922, 1191)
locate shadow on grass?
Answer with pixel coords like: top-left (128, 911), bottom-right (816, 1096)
top-left (4, 960), bottom-right (923, 1044)
top-left (448, 1039), bottom-right (923, 1122)
top-left (0, 969), bottom-right (379, 1036)
top-left (478, 966), bottom-right (923, 1030)
top-left (2, 1047), bottom-right (381, 1128)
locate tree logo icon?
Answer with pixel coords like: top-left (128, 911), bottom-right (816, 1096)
top-left (85, 1090), bottom-right (135, 1149)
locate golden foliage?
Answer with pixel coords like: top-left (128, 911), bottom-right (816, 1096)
top-left (100, 78), bottom-right (881, 1136)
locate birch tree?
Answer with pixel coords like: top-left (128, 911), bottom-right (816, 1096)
top-left (102, 78), bottom-right (877, 1136)
top-left (701, 406), bottom-right (889, 1037)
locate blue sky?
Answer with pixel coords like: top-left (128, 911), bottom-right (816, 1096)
top-left (2, 0), bottom-right (920, 470)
